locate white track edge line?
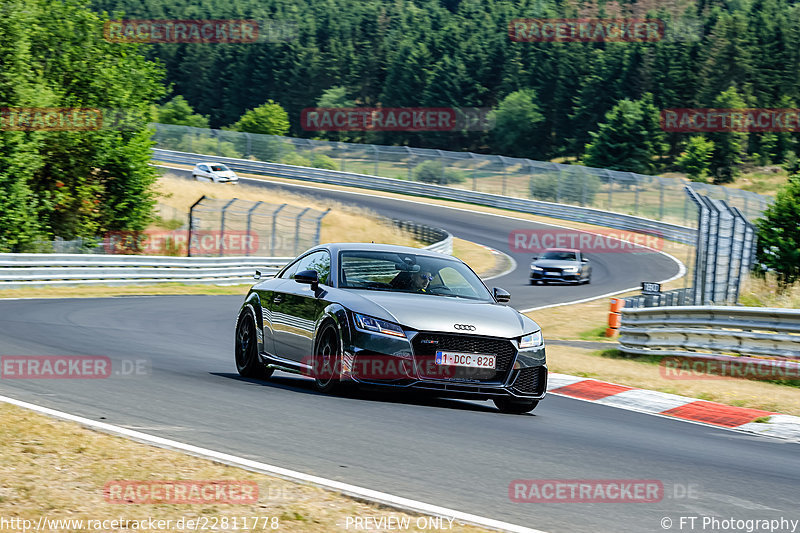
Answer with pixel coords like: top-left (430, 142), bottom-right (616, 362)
top-left (0, 394), bottom-right (548, 533)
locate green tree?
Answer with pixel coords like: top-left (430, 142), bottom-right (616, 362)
top-left (489, 89), bottom-right (545, 159)
top-left (677, 137), bottom-right (715, 182)
top-left (583, 99), bottom-right (659, 174)
top-left (707, 87), bottom-right (747, 183)
top-left (229, 100), bottom-right (290, 136)
top-left (0, 0), bottom-right (165, 248)
top-left (755, 175), bottom-right (800, 284)
top-left (156, 96), bottom-right (210, 128)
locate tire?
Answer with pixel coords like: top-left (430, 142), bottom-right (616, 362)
top-left (584, 275), bottom-right (591, 285)
top-left (530, 279), bottom-right (538, 285)
top-left (313, 322), bottom-right (346, 394)
top-left (235, 311), bottom-right (273, 379)
top-left (493, 398), bottom-right (539, 414)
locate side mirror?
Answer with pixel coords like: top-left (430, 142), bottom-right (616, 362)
top-left (294, 269), bottom-right (319, 288)
top-left (254, 270), bottom-right (262, 280)
top-left (493, 287), bottom-right (511, 303)
top-left (581, 258), bottom-right (588, 263)
top-left (531, 256), bottom-right (538, 260)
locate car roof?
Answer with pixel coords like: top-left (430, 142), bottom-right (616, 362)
top-left (197, 162), bottom-right (225, 166)
top-left (303, 242), bottom-right (459, 260)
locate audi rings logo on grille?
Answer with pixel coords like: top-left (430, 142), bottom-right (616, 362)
top-left (453, 324), bottom-right (476, 331)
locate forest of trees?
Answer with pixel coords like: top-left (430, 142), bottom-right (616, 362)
top-left (92, 0), bottom-right (800, 182)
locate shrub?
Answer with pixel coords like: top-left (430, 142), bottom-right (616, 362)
top-left (311, 154), bottom-right (339, 170)
top-left (413, 160), bottom-right (464, 185)
top-left (281, 151), bottom-right (312, 167)
top-left (529, 170), bottom-right (600, 205)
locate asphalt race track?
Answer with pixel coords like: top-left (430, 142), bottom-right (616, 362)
top-left (166, 167), bottom-right (683, 311)
top-left (1, 176), bottom-right (798, 532)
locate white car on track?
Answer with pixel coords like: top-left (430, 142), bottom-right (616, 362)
top-left (191, 162), bottom-right (239, 183)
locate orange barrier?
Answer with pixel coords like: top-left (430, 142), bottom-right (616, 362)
top-left (606, 298), bottom-right (625, 337)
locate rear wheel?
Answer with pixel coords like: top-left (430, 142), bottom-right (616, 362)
top-left (493, 398), bottom-right (539, 414)
top-left (313, 323), bottom-right (346, 394)
top-left (235, 311), bottom-right (272, 379)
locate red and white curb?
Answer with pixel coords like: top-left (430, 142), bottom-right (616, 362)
top-left (546, 372), bottom-right (800, 441)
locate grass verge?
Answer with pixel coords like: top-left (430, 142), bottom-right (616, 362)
top-left (0, 402), bottom-right (490, 532)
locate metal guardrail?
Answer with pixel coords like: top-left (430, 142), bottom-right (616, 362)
top-left (0, 223), bottom-right (452, 287)
top-left (618, 306), bottom-right (800, 360)
top-left (153, 123), bottom-right (770, 225)
top-left (153, 149), bottom-right (698, 245)
top-left (0, 254), bottom-right (290, 288)
top-left (393, 220), bottom-right (452, 255)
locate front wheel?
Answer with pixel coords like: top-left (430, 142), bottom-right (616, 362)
top-left (235, 311), bottom-right (272, 379)
top-left (493, 398), bottom-right (539, 414)
top-left (313, 323), bottom-right (346, 394)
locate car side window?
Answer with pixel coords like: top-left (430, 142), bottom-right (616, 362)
top-left (282, 251), bottom-right (331, 285)
top-left (198, 165), bottom-right (208, 172)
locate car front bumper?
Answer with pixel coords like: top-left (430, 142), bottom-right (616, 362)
top-left (343, 329), bottom-right (548, 400)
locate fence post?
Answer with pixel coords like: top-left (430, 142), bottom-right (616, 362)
top-left (313, 209), bottom-right (331, 246)
top-left (187, 195), bottom-right (206, 257)
top-left (270, 204), bottom-right (287, 256)
top-left (373, 145), bottom-right (379, 176)
top-left (245, 133), bottom-right (252, 157)
top-left (632, 173), bottom-right (639, 215)
top-left (658, 177), bottom-right (665, 220)
top-left (406, 146), bottom-right (413, 180)
top-left (245, 201), bottom-right (263, 257)
top-left (606, 170), bottom-right (614, 210)
top-left (471, 153), bottom-right (478, 191)
top-left (501, 157), bottom-right (508, 197)
top-left (218, 198), bottom-right (238, 257)
top-left (294, 207), bottom-right (311, 255)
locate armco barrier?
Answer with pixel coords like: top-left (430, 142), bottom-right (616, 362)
top-left (0, 255), bottom-right (289, 288)
top-left (152, 149), bottom-right (698, 245)
top-left (618, 306), bottom-right (800, 360)
top-left (0, 228), bottom-right (452, 288)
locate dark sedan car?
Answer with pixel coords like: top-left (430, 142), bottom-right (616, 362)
top-left (235, 243), bottom-right (547, 414)
top-left (530, 248), bottom-right (592, 284)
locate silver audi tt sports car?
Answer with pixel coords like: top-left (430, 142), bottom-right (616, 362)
top-left (235, 243), bottom-right (547, 413)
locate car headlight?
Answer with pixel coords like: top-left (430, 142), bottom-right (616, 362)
top-left (353, 313), bottom-right (406, 338)
top-left (519, 331), bottom-right (543, 349)
top-left (530, 265), bottom-right (543, 271)
top-left (563, 267), bottom-right (579, 273)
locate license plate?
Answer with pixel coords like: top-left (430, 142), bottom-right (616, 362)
top-left (435, 351), bottom-right (496, 369)
top-left (546, 271), bottom-right (560, 276)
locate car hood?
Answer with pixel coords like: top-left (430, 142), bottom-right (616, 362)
top-left (532, 259), bottom-right (579, 269)
top-left (214, 171), bottom-right (238, 179)
top-left (342, 290), bottom-right (539, 337)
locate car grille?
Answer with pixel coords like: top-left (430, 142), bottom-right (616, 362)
top-left (542, 267), bottom-right (562, 275)
top-left (511, 367), bottom-right (547, 395)
top-left (411, 333), bottom-right (516, 382)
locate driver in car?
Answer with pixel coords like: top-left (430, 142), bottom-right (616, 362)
top-left (391, 270), bottom-right (433, 292)
top-left (411, 271), bottom-right (433, 292)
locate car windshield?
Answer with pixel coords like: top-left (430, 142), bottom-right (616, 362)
top-left (541, 250), bottom-right (577, 261)
top-left (210, 164), bottom-right (230, 172)
top-left (339, 250), bottom-right (492, 301)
